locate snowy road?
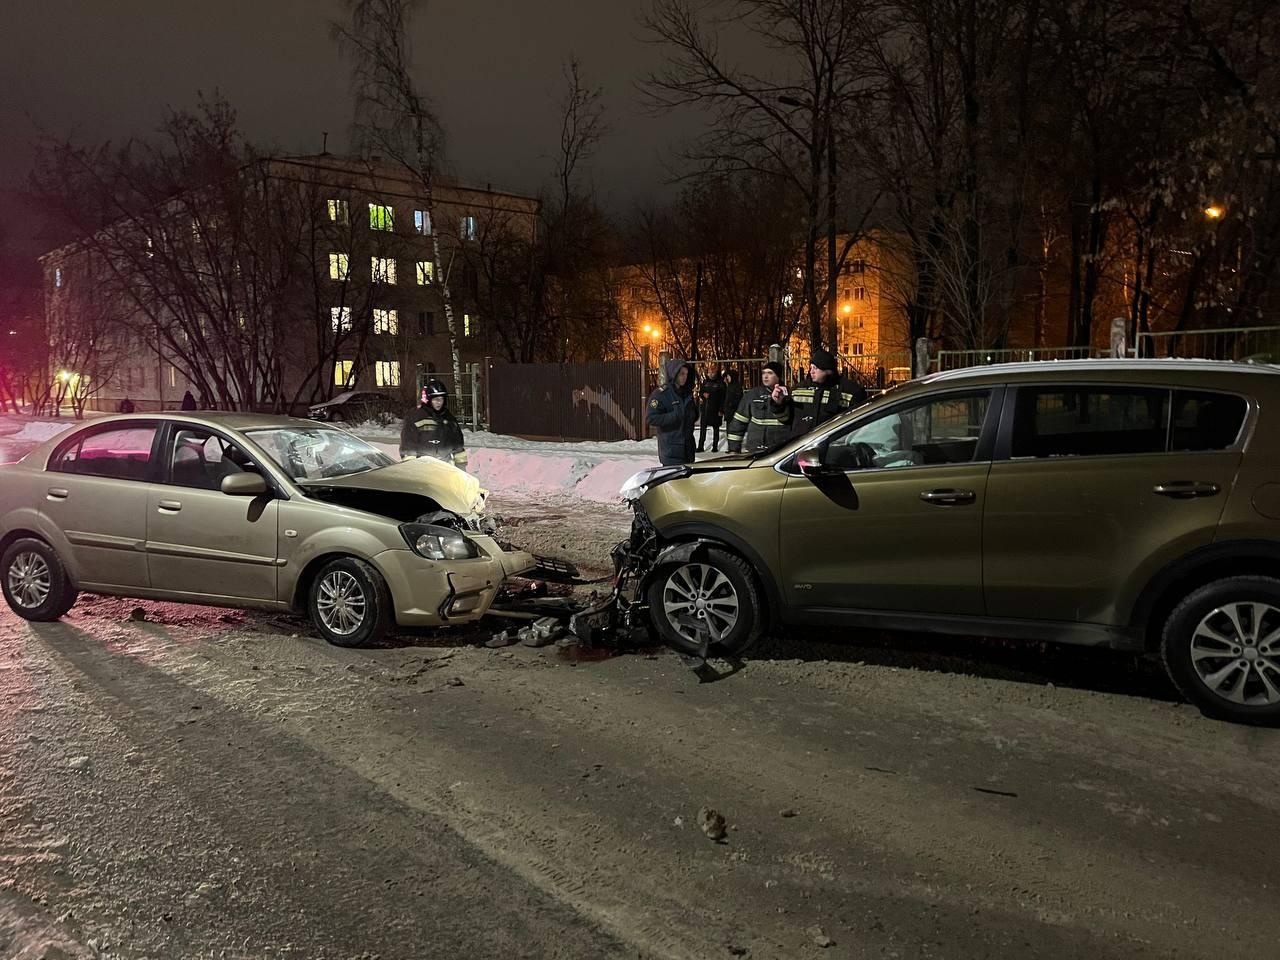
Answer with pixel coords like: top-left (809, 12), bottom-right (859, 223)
top-left (3, 493), bottom-right (1280, 959)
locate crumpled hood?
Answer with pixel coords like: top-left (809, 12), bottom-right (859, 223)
top-left (298, 456), bottom-right (487, 515)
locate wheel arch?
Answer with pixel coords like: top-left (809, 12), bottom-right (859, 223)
top-left (1130, 540), bottom-right (1280, 651)
top-left (292, 551), bottom-right (376, 611)
top-left (655, 521), bottom-right (784, 623)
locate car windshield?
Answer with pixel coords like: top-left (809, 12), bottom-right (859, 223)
top-left (244, 426), bottom-right (394, 480)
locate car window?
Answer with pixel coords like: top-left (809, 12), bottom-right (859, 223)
top-left (168, 428), bottom-right (257, 490)
top-left (1010, 386), bottom-right (1169, 459)
top-left (823, 391), bottom-right (992, 470)
top-left (53, 425), bottom-right (158, 481)
top-left (1170, 390), bottom-right (1247, 451)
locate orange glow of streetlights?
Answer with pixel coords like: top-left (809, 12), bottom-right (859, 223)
top-left (841, 302), bottom-right (853, 315)
top-left (1204, 204), bottom-right (1224, 220)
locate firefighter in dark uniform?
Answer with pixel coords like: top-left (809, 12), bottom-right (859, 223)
top-left (399, 379), bottom-right (469, 470)
top-left (789, 348), bottom-right (866, 439)
top-left (727, 361), bottom-right (793, 454)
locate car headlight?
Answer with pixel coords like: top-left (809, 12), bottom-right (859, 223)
top-left (399, 523), bottom-right (481, 560)
top-left (620, 465), bottom-right (688, 502)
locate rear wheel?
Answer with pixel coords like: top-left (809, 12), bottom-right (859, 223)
top-left (1, 538), bottom-right (79, 622)
top-left (1161, 576), bottom-right (1280, 724)
top-left (308, 557), bottom-right (394, 647)
top-left (646, 547), bottom-right (762, 657)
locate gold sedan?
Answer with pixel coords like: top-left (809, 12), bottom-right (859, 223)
top-left (0, 413), bottom-right (533, 646)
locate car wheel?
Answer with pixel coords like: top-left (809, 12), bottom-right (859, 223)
top-left (329, 410), bottom-right (346, 423)
top-left (308, 557), bottom-right (394, 648)
top-left (1, 538), bottom-right (79, 622)
top-left (646, 547), bottom-right (762, 657)
top-left (1161, 576), bottom-right (1280, 724)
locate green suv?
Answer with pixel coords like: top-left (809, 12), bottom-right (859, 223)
top-left (616, 360), bottom-right (1280, 723)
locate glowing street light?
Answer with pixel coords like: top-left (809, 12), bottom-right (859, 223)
top-left (841, 302), bottom-right (853, 315)
top-left (1204, 205), bottom-right (1224, 220)
top-left (58, 370), bottom-right (71, 382)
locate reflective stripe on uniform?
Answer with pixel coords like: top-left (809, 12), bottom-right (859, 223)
top-left (733, 412), bottom-right (750, 423)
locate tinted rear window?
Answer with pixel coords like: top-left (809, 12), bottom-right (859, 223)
top-left (1011, 387), bottom-right (1168, 458)
top-left (1170, 391), bottom-right (1247, 451)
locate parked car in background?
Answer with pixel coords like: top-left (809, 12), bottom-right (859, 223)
top-left (308, 390), bottom-right (400, 425)
top-left (0, 413), bottom-right (533, 647)
top-left (615, 359), bottom-right (1280, 724)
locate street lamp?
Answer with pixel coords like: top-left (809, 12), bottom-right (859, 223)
top-left (1205, 205), bottom-right (1224, 219)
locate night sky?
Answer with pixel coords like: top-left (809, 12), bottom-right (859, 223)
top-left (1, 0), bottom-right (704, 259)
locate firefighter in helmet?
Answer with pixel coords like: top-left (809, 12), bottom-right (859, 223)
top-left (399, 379), bottom-right (468, 470)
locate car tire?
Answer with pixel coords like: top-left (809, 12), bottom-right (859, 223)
top-left (1, 538), bottom-right (79, 622)
top-left (646, 547), bottom-right (763, 657)
top-left (308, 557), bottom-right (394, 648)
top-left (329, 410), bottom-right (346, 423)
top-left (1161, 576), bottom-right (1280, 724)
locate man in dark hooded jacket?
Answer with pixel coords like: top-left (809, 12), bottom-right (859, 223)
top-left (647, 359), bottom-right (698, 466)
top-left (400, 379), bottom-right (469, 469)
top-left (790, 348), bottom-right (866, 439)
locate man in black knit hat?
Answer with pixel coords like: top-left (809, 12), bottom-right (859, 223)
top-left (790, 348), bottom-right (866, 439)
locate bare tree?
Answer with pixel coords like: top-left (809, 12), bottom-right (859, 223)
top-left (642, 0), bottom-right (883, 352)
top-left (333, 0), bottom-right (463, 392)
top-left (32, 98), bottom-right (318, 411)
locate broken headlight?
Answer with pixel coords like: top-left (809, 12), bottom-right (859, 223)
top-left (620, 465), bottom-right (688, 502)
top-left (399, 522), bottom-right (481, 560)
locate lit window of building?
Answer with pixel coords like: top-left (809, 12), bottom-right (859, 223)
top-left (460, 215), bottom-right (477, 241)
top-left (463, 312), bottom-right (476, 337)
top-left (373, 308), bottom-right (399, 335)
top-left (331, 307), bottom-right (352, 333)
top-left (371, 257), bottom-right (397, 284)
top-left (334, 360), bottom-right (355, 387)
top-left (369, 204), bottom-right (395, 231)
top-left (328, 199), bottom-right (349, 224)
top-left (416, 260), bottom-right (434, 284)
top-left (329, 252), bottom-right (349, 280)
top-left (375, 361), bottom-right (401, 387)
top-left (414, 210), bottom-right (432, 235)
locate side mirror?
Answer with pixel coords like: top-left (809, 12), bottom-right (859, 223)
top-left (221, 472), bottom-right (268, 497)
top-left (795, 446), bottom-right (831, 479)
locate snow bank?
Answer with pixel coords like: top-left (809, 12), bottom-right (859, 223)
top-left (9, 421), bottom-right (75, 443)
top-left (364, 438), bottom-right (654, 504)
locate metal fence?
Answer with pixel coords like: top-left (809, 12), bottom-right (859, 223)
top-left (932, 346), bottom-right (1096, 371)
top-left (1135, 325), bottom-right (1280, 362)
top-left (487, 360), bottom-right (646, 442)
top-left (838, 351), bottom-right (915, 388)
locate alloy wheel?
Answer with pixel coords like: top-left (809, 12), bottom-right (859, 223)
top-left (661, 563), bottom-right (740, 646)
top-left (1190, 602), bottom-right (1280, 706)
top-left (7, 551), bottom-right (52, 610)
top-left (316, 570), bottom-right (368, 637)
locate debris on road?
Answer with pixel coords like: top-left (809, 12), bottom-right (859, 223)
top-left (807, 925), bottom-right (834, 948)
top-left (779, 808), bottom-right (798, 818)
top-left (66, 756), bottom-right (90, 771)
top-left (485, 630), bottom-right (516, 649)
top-left (129, 607), bottom-right (147, 622)
top-left (445, 677), bottom-right (465, 687)
top-left (698, 806), bottom-right (727, 842)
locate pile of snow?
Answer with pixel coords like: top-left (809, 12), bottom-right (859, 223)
top-left (10, 421), bottom-right (75, 444)
top-left (363, 440), bottom-right (655, 504)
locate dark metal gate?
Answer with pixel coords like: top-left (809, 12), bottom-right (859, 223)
top-left (486, 360), bottom-right (646, 442)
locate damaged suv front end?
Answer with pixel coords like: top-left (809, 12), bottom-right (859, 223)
top-left (572, 458), bottom-right (770, 659)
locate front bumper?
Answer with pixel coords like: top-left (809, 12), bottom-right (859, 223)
top-left (373, 535), bottom-right (535, 627)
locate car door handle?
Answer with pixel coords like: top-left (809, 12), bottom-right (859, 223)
top-left (157, 499), bottom-right (183, 513)
top-left (1154, 481), bottom-right (1220, 500)
top-left (919, 488), bottom-right (976, 506)
top-left (46, 487), bottom-right (69, 501)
